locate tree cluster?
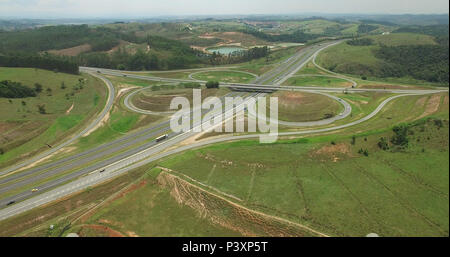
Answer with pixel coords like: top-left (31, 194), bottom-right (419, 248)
top-left (0, 25), bottom-right (119, 53)
top-left (205, 81), bottom-right (220, 89)
top-left (209, 46), bottom-right (270, 65)
top-left (357, 24), bottom-right (378, 34)
top-left (375, 44), bottom-right (449, 83)
top-left (0, 53), bottom-right (79, 74)
top-left (0, 80), bottom-right (37, 98)
top-left (347, 38), bottom-right (374, 46)
top-left (240, 28), bottom-right (321, 43)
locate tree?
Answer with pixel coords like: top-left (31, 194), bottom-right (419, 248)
top-left (358, 148), bottom-right (369, 156)
top-left (0, 80), bottom-right (36, 98)
top-left (391, 125), bottom-right (409, 148)
top-left (378, 137), bottom-right (389, 150)
top-left (46, 88), bottom-right (52, 96)
top-left (34, 83), bottom-right (43, 93)
top-left (61, 82), bottom-right (66, 89)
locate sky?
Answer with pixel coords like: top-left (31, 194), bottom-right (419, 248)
top-left (0, 0), bottom-right (448, 18)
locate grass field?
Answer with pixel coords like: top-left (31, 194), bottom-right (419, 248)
top-left (367, 33), bottom-right (437, 46)
top-left (131, 87), bottom-right (229, 112)
top-left (0, 68), bottom-right (106, 168)
top-left (270, 91), bottom-right (344, 122)
top-left (72, 168), bottom-right (242, 237)
top-left (283, 76), bottom-right (353, 88)
top-left (124, 70), bottom-right (193, 80)
top-left (191, 70), bottom-right (256, 83)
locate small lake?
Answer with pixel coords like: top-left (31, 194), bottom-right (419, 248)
top-left (207, 46), bottom-right (246, 55)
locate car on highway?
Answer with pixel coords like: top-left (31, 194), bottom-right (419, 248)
top-left (6, 201), bottom-right (15, 206)
top-left (31, 188), bottom-right (39, 192)
top-left (100, 169), bottom-right (106, 173)
top-left (156, 134), bottom-right (169, 142)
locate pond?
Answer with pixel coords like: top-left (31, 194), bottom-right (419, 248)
top-left (207, 46), bottom-right (246, 55)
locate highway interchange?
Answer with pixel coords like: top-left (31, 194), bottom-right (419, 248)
top-left (0, 40), bottom-right (447, 221)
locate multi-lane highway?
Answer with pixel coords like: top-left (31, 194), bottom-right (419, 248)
top-left (0, 41), bottom-right (447, 221)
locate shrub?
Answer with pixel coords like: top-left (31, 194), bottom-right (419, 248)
top-left (205, 81), bottom-right (219, 89)
top-left (391, 125), bottom-right (409, 147)
top-left (37, 104), bottom-right (46, 114)
top-left (378, 137), bottom-right (389, 150)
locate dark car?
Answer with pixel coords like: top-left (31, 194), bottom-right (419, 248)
top-left (6, 201), bottom-right (15, 206)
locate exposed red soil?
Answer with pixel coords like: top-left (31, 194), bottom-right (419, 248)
top-left (112, 180), bottom-right (147, 201)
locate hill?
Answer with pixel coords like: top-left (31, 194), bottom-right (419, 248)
top-left (0, 68), bottom-right (106, 168)
top-left (317, 28), bottom-right (449, 85)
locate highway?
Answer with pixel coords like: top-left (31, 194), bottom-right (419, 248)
top-left (0, 40), bottom-right (446, 220)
